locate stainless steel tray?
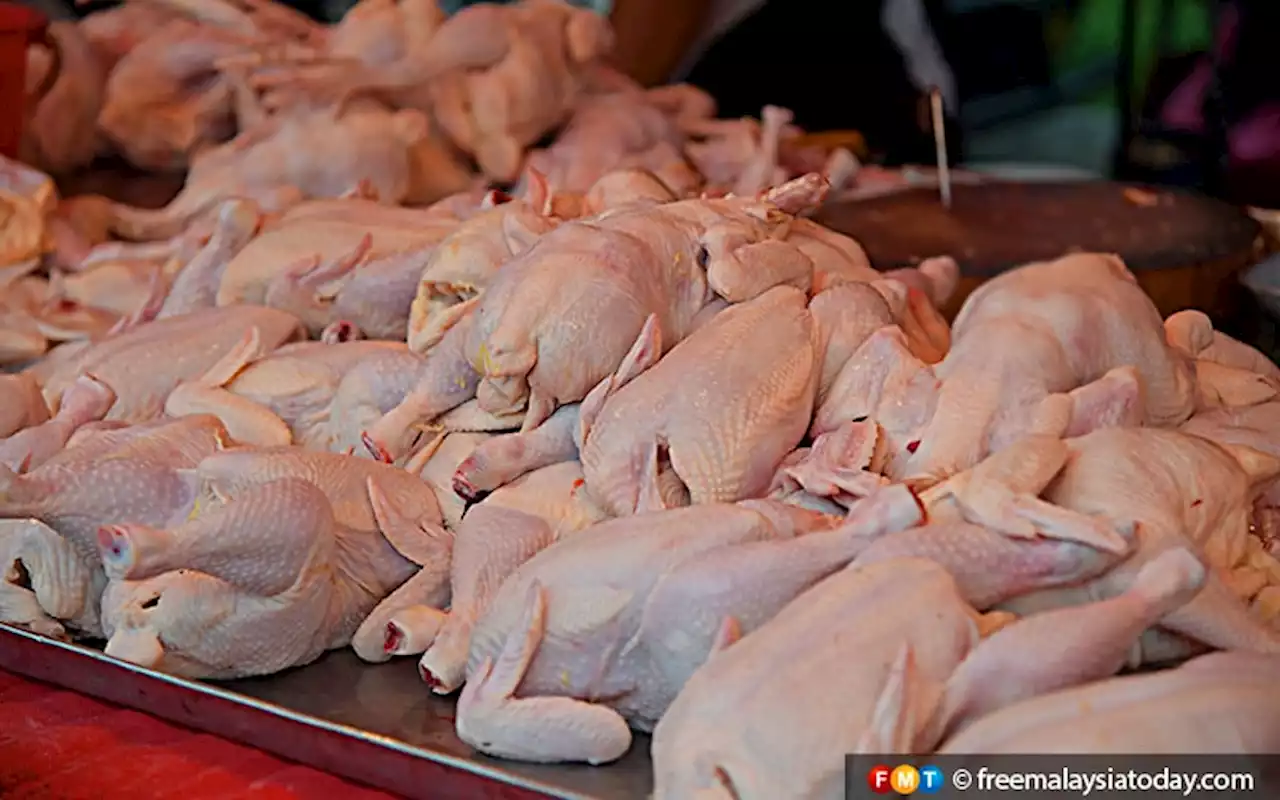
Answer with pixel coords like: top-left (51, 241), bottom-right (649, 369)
top-left (0, 624), bottom-right (653, 799)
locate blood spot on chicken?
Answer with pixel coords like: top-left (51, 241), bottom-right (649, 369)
top-left (383, 622), bottom-right (403, 653)
top-left (906, 439), bottom-right (921, 454)
top-left (1191, 498), bottom-right (1203, 508)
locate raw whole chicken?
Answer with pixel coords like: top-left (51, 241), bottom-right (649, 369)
top-left (0, 414), bottom-right (230, 637)
top-left (821, 253), bottom-right (1199, 485)
top-left (578, 287), bottom-right (819, 515)
top-left (364, 174), bottom-right (832, 463)
top-left (28, 305), bottom-right (303, 422)
top-left (97, 19), bottom-right (253, 172)
top-left (358, 459), bottom-right (605, 676)
top-left (97, 456), bottom-right (442, 678)
top-left (0, 374), bottom-right (115, 473)
top-left (104, 99), bottom-right (456, 241)
top-left (939, 650), bottom-right (1280, 753)
top-left (23, 22), bottom-right (107, 175)
top-left (79, 3), bottom-right (184, 71)
top-left (652, 549), bottom-right (1204, 798)
top-left (992, 428), bottom-right (1280, 659)
top-left (522, 88), bottom-right (705, 196)
top-left (164, 338), bottom-right (421, 451)
top-left (92, 444), bottom-right (448, 676)
top-left (456, 488), bottom-right (919, 764)
top-left (399, 0), bottom-right (615, 183)
top-left (405, 187), bottom-right (560, 352)
top-left (407, 168), bottom-right (682, 355)
top-left (215, 194), bottom-right (478, 308)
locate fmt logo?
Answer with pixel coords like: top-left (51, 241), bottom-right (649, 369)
top-left (866, 764), bottom-right (944, 795)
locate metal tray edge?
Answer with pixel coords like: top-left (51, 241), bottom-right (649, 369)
top-left (0, 624), bottom-right (582, 800)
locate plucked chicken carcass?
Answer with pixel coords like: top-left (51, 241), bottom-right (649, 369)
top-left (157, 199), bottom-right (263, 318)
top-left (23, 22), bottom-right (107, 176)
top-left (95, 446), bottom-right (445, 677)
top-left (364, 174), bottom-right (833, 463)
top-left (79, 3), bottom-right (184, 71)
top-left (0, 155), bottom-right (56, 278)
top-left (0, 375), bottom-right (115, 473)
top-left (522, 87), bottom-right (706, 196)
top-left (406, 168), bottom-right (681, 355)
top-left (990, 428), bottom-right (1280, 660)
top-left (163, 338), bottom-right (422, 451)
top-left (250, 0), bottom-right (612, 184)
top-left (0, 518), bottom-right (91, 640)
top-left (104, 98), bottom-right (468, 241)
top-left (97, 19), bottom-right (255, 172)
top-left (392, 0), bottom-right (615, 183)
top-left (578, 287), bottom-right (819, 515)
top-left (27, 305), bottom-right (302, 423)
top-left (0, 414), bottom-right (230, 637)
top-left (0, 373), bottom-right (49, 439)
top-left (938, 650), bottom-right (1280, 753)
top-left (214, 193), bottom-right (481, 311)
top-left (818, 253), bottom-right (1198, 485)
top-left (652, 549), bottom-right (1203, 798)
top-left (456, 488), bottom-right (919, 764)
top-left (406, 186), bottom-right (560, 353)
top-left (358, 459), bottom-right (605, 674)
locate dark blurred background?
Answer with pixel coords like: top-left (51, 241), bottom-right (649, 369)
top-left (43, 0), bottom-right (1280, 208)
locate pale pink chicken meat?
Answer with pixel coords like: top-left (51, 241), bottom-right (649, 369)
top-left (994, 428), bottom-right (1280, 660)
top-left (451, 401), bottom-right (580, 503)
top-left (939, 651), bottom-right (1280, 753)
top-left (826, 253), bottom-right (1198, 484)
top-left (29, 304), bottom-right (302, 423)
top-left (164, 338), bottom-right (419, 451)
top-left (104, 99), bottom-right (452, 241)
top-left (578, 286), bottom-right (819, 516)
top-left (522, 87), bottom-right (705, 196)
top-left (97, 19), bottom-right (252, 172)
top-left (365, 174), bottom-right (832, 463)
top-left (79, 3), bottom-right (184, 71)
top-left (404, 460), bottom-right (607, 688)
top-left (456, 488), bottom-right (920, 764)
top-left (406, 169), bottom-right (684, 355)
top-left (0, 373), bottom-right (50, 439)
top-left (0, 415), bottom-right (229, 636)
top-left (157, 199), bottom-right (263, 318)
top-left (0, 375), bottom-right (115, 473)
top-left (0, 518), bottom-right (91, 640)
top-left (23, 22), bottom-right (107, 175)
top-left (416, 0), bottom-right (615, 182)
top-left (407, 178), bottom-right (563, 354)
top-left (652, 548), bottom-right (1204, 799)
top-left (97, 454), bottom-right (444, 678)
top-left (215, 193), bottom-right (476, 309)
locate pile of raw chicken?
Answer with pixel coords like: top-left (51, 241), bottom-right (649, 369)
top-left (3, 0), bottom-right (1280, 794)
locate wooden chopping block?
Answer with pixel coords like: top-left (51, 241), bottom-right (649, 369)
top-left (814, 180), bottom-right (1267, 322)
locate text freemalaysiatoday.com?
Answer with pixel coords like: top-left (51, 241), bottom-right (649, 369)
top-left (845, 755), bottom-right (1278, 798)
